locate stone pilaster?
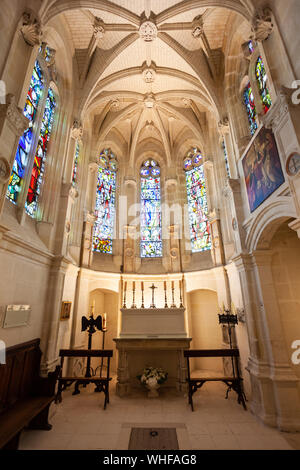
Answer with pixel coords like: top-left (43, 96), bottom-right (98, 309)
top-left (81, 212), bottom-right (96, 268)
top-left (208, 209), bottom-right (225, 266)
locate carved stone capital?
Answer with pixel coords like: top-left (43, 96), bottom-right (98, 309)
top-left (192, 15), bottom-right (204, 38)
top-left (0, 94), bottom-right (29, 136)
top-left (20, 11), bottom-right (43, 47)
top-left (85, 211), bottom-right (96, 225)
top-left (93, 17), bottom-right (105, 40)
top-left (89, 161), bottom-right (99, 173)
top-left (71, 120), bottom-right (83, 142)
top-left (208, 208), bottom-right (220, 223)
top-left (252, 8), bottom-right (274, 42)
top-left (218, 117), bottom-right (230, 137)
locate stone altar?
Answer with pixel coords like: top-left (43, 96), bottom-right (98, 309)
top-left (114, 307), bottom-right (191, 396)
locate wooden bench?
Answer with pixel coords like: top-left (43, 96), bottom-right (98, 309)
top-left (184, 349), bottom-right (247, 411)
top-left (0, 339), bottom-right (60, 450)
top-left (55, 349), bottom-right (113, 410)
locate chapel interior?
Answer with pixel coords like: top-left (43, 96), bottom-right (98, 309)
top-left (0, 0), bottom-right (300, 451)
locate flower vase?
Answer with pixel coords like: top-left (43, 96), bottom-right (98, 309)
top-left (146, 377), bottom-right (160, 398)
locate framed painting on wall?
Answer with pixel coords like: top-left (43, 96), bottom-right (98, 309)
top-left (242, 127), bottom-right (285, 213)
top-left (60, 301), bottom-right (72, 321)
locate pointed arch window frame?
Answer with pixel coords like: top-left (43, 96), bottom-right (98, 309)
top-left (6, 44), bottom-right (58, 219)
top-left (183, 148), bottom-right (211, 254)
top-left (92, 148), bottom-right (118, 255)
top-left (140, 158), bottom-right (163, 259)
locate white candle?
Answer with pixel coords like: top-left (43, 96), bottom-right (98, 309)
top-left (103, 313), bottom-right (107, 331)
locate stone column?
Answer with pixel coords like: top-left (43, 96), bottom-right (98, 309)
top-left (208, 209), bottom-right (225, 267)
top-left (0, 94), bottom-right (29, 215)
top-left (40, 256), bottom-right (70, 374)
top-left (52, 182), bottom-right (78, 256)
top-left (81, 212), bottom-right (96, 268)
top-left (251, 249), bottom-right (300, 431)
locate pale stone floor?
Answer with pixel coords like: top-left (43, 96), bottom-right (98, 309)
top-left (19, 377), bottom-right (300, 451)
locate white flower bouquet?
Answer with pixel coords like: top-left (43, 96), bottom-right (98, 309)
top-left (138, 366), bottom-right (168, 386)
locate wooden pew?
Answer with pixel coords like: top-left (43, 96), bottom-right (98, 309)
top-left (184, 348), bottom-right (247, 411)
top-left (0, 339), bottom-right (60, 450)
top-left (55, 349), bottom-right (113, 410)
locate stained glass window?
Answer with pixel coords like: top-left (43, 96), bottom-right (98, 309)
top-left (6, 61), bottom-right (44, 204)
top-left (25, 87), bottom-right (56, 217)
top-left (72, 142), bottom-right (79, 186)
top-left (222, 139), bottom-right (231, 178)
top-left (140, 159), bottom-right (162, 258)
top-left (256, 56), bottom-right (272, 114)
top-left (243, 82), bottom-right (258, 136)
top-left (248, 40), bottom-right (255, 54)
top-left (184, 148), bottom-right (211, 253)
top-left (92, 149), bottom-right (117, 254)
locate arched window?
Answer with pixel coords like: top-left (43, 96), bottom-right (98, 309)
top-left (184, 148), bottom-right (211, 253)
top-left (140, 159), bottom-right (162, 258)
top-left (243, 82), bottom-right (258, 136)
top-left (6, 60), bottom-right (44, 204)
top-left (6, 45), bottom-right (58, 218)
top-left (72, 141), bottom-right (80, 186)
top-left (256, 56), bottom-right (272, 113)
top-left (92, 149), bottom-right (118, 254)
top-left (222, 139), bottom-right (231, 178)
top-left (25, 86), bottom-right (57, 217)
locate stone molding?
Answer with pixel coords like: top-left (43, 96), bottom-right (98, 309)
top-left (0, 94), bottom-right (29, 136)
top-left (20, 11), bottom-right (43, 47)
top-left (251, 8), bottom-right (274, 42)
top-left (71, 120), bottom-right (83, 142)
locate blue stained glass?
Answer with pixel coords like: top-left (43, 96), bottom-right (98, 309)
top-left (92, 151), bottom-right (117, 254)
top-left (222, 139), bottom-right (231, 178)
top-left (6, 61), bottom-right (44, 204)
top-left (140, 160), bottom-right (162, 258)
top-left (25, 87), bottom-right (56, 217)
top-left (185, 150), bottom-right (211, 253)
top-left (243, 82), bottom-right (258, 136)
top-left (72, 142), bottom-right (79, 186)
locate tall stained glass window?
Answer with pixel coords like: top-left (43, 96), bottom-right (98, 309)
top-left (25, 87), bottom-right (57, 217)
top-left (92, 149), bottom-right (118, 254)
top-left (243, 82), bottom-right (258, 136)
top-left (72, 142), bottom-right (80, 186)
top-left (222, 139), bottom-right (231, 178)
top-left (6, 61), bottom-right (44, 204)
top-left (256, 56), bottom-right (272, 114)
top-left (184, 148), bottom-right (211, 253)
top-left (140, 159), bottom-right (162, 258)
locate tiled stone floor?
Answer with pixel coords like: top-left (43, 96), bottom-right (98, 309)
top-left (19, 378), bottom-right (299, 450)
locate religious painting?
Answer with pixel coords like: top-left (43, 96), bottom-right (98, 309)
top-left (242, 127), bottom-right (285, 213)
top-left (60, 301), bottom-right (72, 321)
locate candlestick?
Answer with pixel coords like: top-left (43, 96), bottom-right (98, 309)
top-left (179, 280), bottom-right (184, 308)
top-left (123, 281), bottom-right (127, 308)
top-left (131, 281), bottom-right (136, 309)
top-left (141, 281), bottom-right (145, 308)
top-left (102, 313), bottom-right (107, 331)
top-left (164, 281), bottom-right (168, 308)
top-left (171, 281), bottom-right (176, 308)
